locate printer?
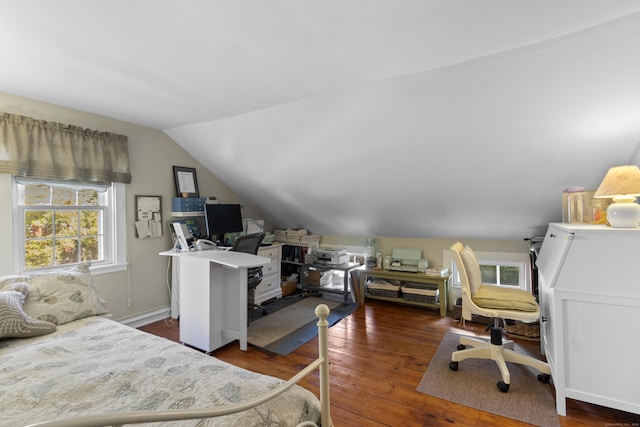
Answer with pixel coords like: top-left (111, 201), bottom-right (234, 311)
top-left (384, 248), bottom-right (428, 272)
top-left (315, 247), bottom-right (348, 265)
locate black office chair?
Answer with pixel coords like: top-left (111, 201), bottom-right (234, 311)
top-left (231, 232), bottom-right (267, 315)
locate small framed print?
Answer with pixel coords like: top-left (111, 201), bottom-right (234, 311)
top-left (173, 166), bottom-right (199, 198)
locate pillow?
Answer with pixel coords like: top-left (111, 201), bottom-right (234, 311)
top-left (0, 282), bottom-right (56, 339)
top-left (0, 262), bottom-right (110, 325)
top-left (460, 245), bottom-right (482, 296)
top-left (472, 284), bottom-right (538, 312)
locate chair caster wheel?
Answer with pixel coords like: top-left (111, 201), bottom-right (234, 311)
top-left (537, 373), bottom-right (551, 383)
top-left (497, 381), bottom-right (510, 393)
top-left (457, 344), bottom-right (466, 350)
top-left (449, 361), bottom-right (459, 371)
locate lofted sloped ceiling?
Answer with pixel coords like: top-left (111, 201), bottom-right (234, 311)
top-left (2, 1), bottom-right (640, 240)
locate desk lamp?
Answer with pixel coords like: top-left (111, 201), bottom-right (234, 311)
top-left (594, 165), bottom-right (640, 228)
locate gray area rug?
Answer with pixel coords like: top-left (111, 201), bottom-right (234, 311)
top-left (247, 296), bottom-right (357, 355)
top-left (417, 332), bottom-right (559, 427)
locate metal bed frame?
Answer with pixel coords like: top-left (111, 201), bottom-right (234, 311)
top-left (27, 304), bottom-right (333, 427)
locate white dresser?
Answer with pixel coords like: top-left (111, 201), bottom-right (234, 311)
top-left (536, 223), bottom-right (640, 416)
top-left (250, 244), bottom-right (283, 305)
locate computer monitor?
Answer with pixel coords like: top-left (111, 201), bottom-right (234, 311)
top-left (204, 203), bottom-right (243, 244)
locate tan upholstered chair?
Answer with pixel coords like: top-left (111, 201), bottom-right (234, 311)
top-left (449, 242), bottom-right (551, 392)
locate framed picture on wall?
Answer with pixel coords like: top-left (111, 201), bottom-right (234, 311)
top-left (173, 166), bottom-right (199, 198)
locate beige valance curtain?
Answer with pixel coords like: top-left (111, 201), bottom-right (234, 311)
top-left (0, 112), bottom-right (131, 185)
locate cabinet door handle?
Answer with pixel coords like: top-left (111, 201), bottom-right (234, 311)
top-left (549, 233), bottom-right (556, 238)
top-left (541, 316), bottom-right (547, 322)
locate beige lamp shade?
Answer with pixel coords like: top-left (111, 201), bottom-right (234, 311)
top-left (594, 165), bottom-right (640, 228)
top-left (594, 165), bottom-right (640, 198)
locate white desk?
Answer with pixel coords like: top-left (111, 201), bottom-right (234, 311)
top-left (160, 249), bottom-right (270, 353)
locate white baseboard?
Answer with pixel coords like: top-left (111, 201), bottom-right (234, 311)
top-left (118, 306), bottom-right (171, 328)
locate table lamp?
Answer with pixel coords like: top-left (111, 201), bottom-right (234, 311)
top-left (594, 165), bottom-right (640, 228)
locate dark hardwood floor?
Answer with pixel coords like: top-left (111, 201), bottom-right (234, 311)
top-left (139, 299), bottom-right (640, 426)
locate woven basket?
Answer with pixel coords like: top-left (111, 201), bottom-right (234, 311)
top-left (367, 287), bottom-right (400, 298)
top-left (402, 285), bottom-right (439, 303)
top-left (505, 320), bottom-right (540, 341)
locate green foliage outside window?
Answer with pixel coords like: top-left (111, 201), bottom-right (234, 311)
top-left (21, 183), bottom-right (103, 270)
top-left (480, 265), bottom-right (520, 287)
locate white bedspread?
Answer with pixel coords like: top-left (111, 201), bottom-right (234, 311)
top-left (0, 316), bottom-right (320, 426)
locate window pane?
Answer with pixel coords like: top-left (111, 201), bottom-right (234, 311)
top-left (52, 187), bottom-right (76, 206)
top-left (480, 265), bottom-right (497, 284)
top-left (55, 238), bottom-right (79, 265)
top-left (78, 189), bottom-right (99, 206)
top-left (25, 240), bottom-right (53, 268)
top-left (54, 211), bottom-right (78, 237)
top-left (80, 210), bottom-right (100, 235)
top-left (25, 211), bottom-right (53, 238)
top-left (24, 183), bottom-right (51, 205)
top-left (500, 266), bottom-right (520, 286)
top-left (81, 237), bottom-right (100, 261)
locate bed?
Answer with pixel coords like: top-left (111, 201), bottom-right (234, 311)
top-left (0, 263), bottom-right (332, 427)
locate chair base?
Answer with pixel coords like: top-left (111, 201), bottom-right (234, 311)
top-left (450, 327), bottom-right (551, 392)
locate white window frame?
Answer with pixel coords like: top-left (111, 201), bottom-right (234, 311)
top-left (446, 249), bottom-right (531, 292)
top-left (13, 180), bottom-right (127, 275)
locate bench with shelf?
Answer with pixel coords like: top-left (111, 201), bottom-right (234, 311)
top-left (358, 268), bottom-right (450, 316)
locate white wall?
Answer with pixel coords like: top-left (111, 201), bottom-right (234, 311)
top-left (0, 91), bottom-right (270, 321)
top-left (166, 12), bottom-right (640, 241)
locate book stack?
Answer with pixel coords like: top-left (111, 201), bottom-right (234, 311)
top-left (300, 234), bottom-right (321, 244)
top-left (286, 228), bottom-right (308, 241)
top-left (274, 228), bottom-right (320, 248)
top-left (282, 245), bottom-right (308, 263)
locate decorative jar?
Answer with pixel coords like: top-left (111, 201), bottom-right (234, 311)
top-left (364, 237), bottom-right (377, 269)
top-left (562, 187), bottom-right (586, 223)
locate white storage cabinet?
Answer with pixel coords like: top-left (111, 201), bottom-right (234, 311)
top-left (536, 223), bottom-right (640, 416)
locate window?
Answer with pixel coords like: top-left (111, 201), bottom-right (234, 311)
top-left (479, 262), bottom-right (524, 288)
top-left (446, 250), bottom-right (530, 292)
top-left (14, 179), bottom-right (127, 274)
